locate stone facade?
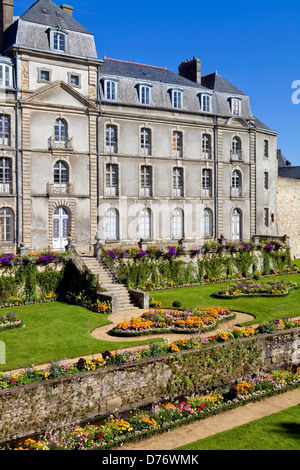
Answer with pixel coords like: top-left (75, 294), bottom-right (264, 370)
top-left (0, 0), bottom-right (279, 255)
top-left (277, 176), bottom-right (300, 259)
top-left (0, 327), bottom-right (299, 443)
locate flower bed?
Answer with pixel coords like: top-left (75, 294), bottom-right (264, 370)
top-left (0, 251), bottom-right (70, 267)
top-left (0, 312), bottom-right (22, 331)
top-left (212, 279), bottom-right (299, 299)
top-left (110, 307), bottom-right (236, 337)
top-left (13, 367), bottom-right (300, 450)
top-left (1, 317), bottom-right (299, 391)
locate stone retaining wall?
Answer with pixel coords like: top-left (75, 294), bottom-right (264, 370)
top-left (0, 327), bottom-right (300, 443)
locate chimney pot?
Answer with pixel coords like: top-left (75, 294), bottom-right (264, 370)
top-left (0, 0), bottom-right (14, 53)
top-left (60, 4), bottom-right (74, 17)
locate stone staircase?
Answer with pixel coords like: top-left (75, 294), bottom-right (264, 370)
top-left (80, 255), bottom-right (140, 311)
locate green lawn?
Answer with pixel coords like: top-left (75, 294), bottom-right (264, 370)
top-left (150, 273), bottom-right (300, 325)
top-left (0, 302), bottom-right (152, 372)
top-left (176, 404), bottom-right (300, 450)
top-left (1, 272), bottom-right (300, 373)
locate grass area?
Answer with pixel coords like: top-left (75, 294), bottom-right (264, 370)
top-left (150, 273), bottom-right (300, 325)
top-left (176, 404), bottom-right (300, 450)
top-left (0, 302), bottom-right (154, 373)
top-left (0, 271), bottom-right (299, 373)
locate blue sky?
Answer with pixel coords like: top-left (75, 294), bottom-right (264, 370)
top-left (15, 0), bottom-right (300, 165)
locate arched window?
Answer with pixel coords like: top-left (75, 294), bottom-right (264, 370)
top-left (105, 208), bottom-right (119, 240)
top-left (0, 157), bottom-right (12, 193)
top-left (0, 207), bottom-right (14, 241)
top-left (54, 161), bottom-right (69, 184)
top-left (231, 170), bottom-right (243, 197)
top-left (232, 137), bottom-right (242, 160)
top-left (172, 208), bottom-right (184, 239)
top-left (140, 208), bottom-right (151, 240)
top-left (202, 208), bottom-right (213, 237)
top-left (232, 208), bottom-right (242, 241)
top-left (54, 119), bottom-right (68, 148)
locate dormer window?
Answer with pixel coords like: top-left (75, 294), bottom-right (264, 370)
top-left (104, 79), bottom-right (118, 101)
top-left (231, 98), bottom-right (241, 116)
top-left (49, 29), bottom-right (67, 52)
top-left (201, 94), bottom-right (211, 112)
top-left (138, 84), bottom-right (152, 105)
top-left (171, 89), bottom-right (183, 109)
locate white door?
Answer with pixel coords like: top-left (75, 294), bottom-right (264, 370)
top-left (232, 208), bottom-right (241, 241)
top-left (53, 206), bottom-right (70, 250)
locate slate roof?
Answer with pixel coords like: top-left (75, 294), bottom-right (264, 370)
top-left (278, 167), bottom-right (300, 179)
top-left (201, 71), bottom-right (245, 96)
top-left (19, 0), bottom-right (93, 35)
top-left (100, 58), bottom-right (209, 91)
top-left (254, 117), bottom-right (271, 130)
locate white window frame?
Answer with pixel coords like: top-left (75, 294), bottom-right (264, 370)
top-left (202, 134), bottom-right (212, 159)
top-left (104, 79), bottom-right (118, 101)
top-left (49, 29), bottom-right (68, 52)
top-left (171, 89), bottom-right (183, 109)
top-left (202, 169), bottom-right (212, 198)
top-left (172, 208), bottom-right (184, 239)
top-left (0, 158), bottom-right (12, 193)
top-left (0, 63), bottom-right (13, 88)
top-left (54, 160), bottom-right (69, 184)
top-left (140, 128), bottom-right (151, 155)
top-left (172, 167), bottom-right (184, 197)
top-left (202, 208), bottom-right (213, 237)
top-left (201, 94), bottom-right (211, 112)
top-left (231, 98), bottom-right (241, 116)
top-left (54, 118), bottom-right (68, 148)
top-left (105, 163), bottom-right (119, 196)
top-left (140, 165), bottom-right (152, 197)
top-left (172, 131), bottom-right (183, 158)
top-left (0, 207), bottom-right (14, 242)
top-left (105, 125), bottom-right (118, 153)
top-left (140, 208), bottom-right (151, 240)
top-left (0, 115), bottom-right (11, 146)
top-left (105, 208), bottom-right (119, 240)
top-left (139, 84), bottom-right (151, 105)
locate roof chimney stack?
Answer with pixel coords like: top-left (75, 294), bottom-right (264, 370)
top-left (0, 0), bottom-right (14, 53)
top-left (178, 57), bottom-right (201, 84)
top-left (60, 4), bottom-right (74, 17)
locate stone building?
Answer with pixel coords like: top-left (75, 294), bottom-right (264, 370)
top-left (277, 150), bottom-right (300, 258)
top-left (0, 0), bottom-right (279, 254)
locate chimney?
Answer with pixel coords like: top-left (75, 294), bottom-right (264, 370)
top-left (60, 4), bottom-right (74, 17)
top-left (0, 0), bottom-right (14, 53)
top-left (178, 57), bottom-right (201, 84)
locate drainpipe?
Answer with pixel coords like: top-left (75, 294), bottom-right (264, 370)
top-left (213, 116), bottom-right (218, 240)
top-left (14, 51), bottom-right (20, 251)
top-left (96, 64), bottom-right (102, 241)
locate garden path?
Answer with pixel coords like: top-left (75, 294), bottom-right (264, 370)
top-left (112, 388), bottom-right (300, 450)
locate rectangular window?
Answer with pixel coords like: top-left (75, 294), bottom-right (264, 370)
top-left (0, 115), bottom-right (10, 146)
top-left (53, 32), bottom-right (66, 51)
top-left (140, 128), bottom-right (151, 155)
top-left (264, 140), bottom-right (269, 158)
top-left (139, 85), bottom-right (151, 105)
top-left (140, 166), bottom-right (152, 197)
top-left (105, 125), bottom-right (117, 153)
top-left (172, 131), bottom-right (182, 158)
top-left (172, 168), bottom-right (183, 197)
top-left (231, 99), bottom-right (241, 115)
top-left (264, 171), bottom-right (269, 190)
top-left (202, 95), bottom-right (211, 112)
top-left (40, 70), bottom-right (50, 82)
top-left (0, 64), bottom-right (12, 88)
top-left (202, 134), bottom-right (211, 159)
top-left (264, 208), bottom-right (269, 227)
top-left (105, 164), bottom-right (119, 196)
top-left (0, 158), bottom-right (12, 193)
top-left (70, 75), bottom-right (80, 86)
top-left (105, 80), bottom-right (117, 100)
top-left (202, 169), bottom-right (212, 198)
top-left (172, 90), bottom-right (182, 109)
